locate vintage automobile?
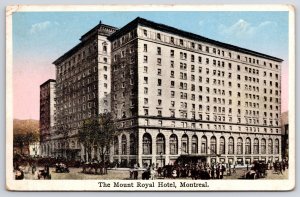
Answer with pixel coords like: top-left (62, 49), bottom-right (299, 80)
top-left (55, 163), bottom-right (70, 173)
top-left (37, 167), bottom-right (52, 179)
top-left (245, 161), bottom-right (268, 179)
top-left (15, 169), bottom-right (24, 180)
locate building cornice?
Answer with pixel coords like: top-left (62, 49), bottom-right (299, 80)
top-left (108, 17), bottom-right (283, 62)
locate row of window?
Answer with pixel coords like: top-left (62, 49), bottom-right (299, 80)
top-left (130, 132), bottom-right (280, 155)
top-left (141, 36), bottom-right (279, 70)
top-left (141, 108), bottom-right (279, 126)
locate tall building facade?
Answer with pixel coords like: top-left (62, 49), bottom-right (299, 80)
top-left (109, 18), bottom-right (283, 167)
top-left (43, 17), bottom-right (283, 165)
top-left (50, 22), bottom-right (118, 160)
top-left (40, 79), bottom-right (56, 156)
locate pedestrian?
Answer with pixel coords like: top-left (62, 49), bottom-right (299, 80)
top-left (211, 166), bottom-right (215, 179)
top-left (279, 163), bottom-right (283, 175)
top-left (216, 164), bottom-right (220, 179)
top-left (282, 161), bottom-right (286, 171)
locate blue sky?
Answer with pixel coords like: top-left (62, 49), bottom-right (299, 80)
top-left (12, 11), bottom-right (289, 119)
top-left (13, 11), bottom-right (288, 62)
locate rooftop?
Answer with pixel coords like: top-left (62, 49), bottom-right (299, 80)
top-left (109, 17), bottom-right (283, 62)
top-left (40, 79), bottom-right (56, 87)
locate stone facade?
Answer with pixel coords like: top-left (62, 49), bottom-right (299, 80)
top-left (40, 79), bottom-right (56, 156)
top-left (44, 22), bottom-right (118, 160)
top-left (109, 17), bottom-right (282, 167)
top-left (41, 17), bottom-right (283, 165)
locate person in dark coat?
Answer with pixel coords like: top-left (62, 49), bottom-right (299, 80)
top-left (211, 166), bottom-right (215, 179)
top-left (216, 164), bottom-right (220, 179)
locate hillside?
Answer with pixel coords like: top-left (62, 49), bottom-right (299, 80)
top-left (13, 119), bottom-right (39, 135)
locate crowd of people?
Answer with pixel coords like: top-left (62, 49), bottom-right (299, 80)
top-left (130, 162), bottom-right (230, 180)
top-left (273, 160), bottom-right (288, 175)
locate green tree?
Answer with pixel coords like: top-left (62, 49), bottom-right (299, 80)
top-left (13, 132), bottom-right (39, 155)
top-left (78, 113), bottom-right (118, 162)
top-left (96, 113), bottom-right (118, 162)
top-left (78, 118), bottom-right (99, 161)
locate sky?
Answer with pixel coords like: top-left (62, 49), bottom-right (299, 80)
top-left (12, 11), bottom-right (289, 120)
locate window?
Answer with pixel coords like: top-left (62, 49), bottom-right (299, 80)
top-left (157, 69), bottom-right (161, 76)
top-left (261, 139), bottom-right (266, 154)
top-left (144, 77), bottom-right (148, 84)
top-left (121, 135), bottom-right (127, 155)
top-left (170, 36), bottom-right (174, 44)
top-left (206, 46), bottom-right (209, 53)
top-left (191, 55), bottom-right (195, 62)
top-left (157, 58), bottom-right (161, 65)
top-left (143, 44), bottom-right (147, 52)
top-left (144, 56), bottom-right (148, 63)
top-left (157, 47), bottom-right (161, 55)
top-left (156, 133), bottom-right (165, 154)
top-left (143, 133), bottom-right (151, 154)
top-left (210, 136), bottom-right (216, 155)
top-left (219, 137), bottom-right (225, 154)
top-left (245, 138), bottom-right (251, 154)
top-left (169, 134), bottom-right (178, 155)
top-left (157, 89), bottom-right (162, 96)
top-left (201, 136), bottom-right (207, 154)
top-left (144, 98), bottom-right (148, 105)
top-left (144, 109), bottom-right (148, 116)
top-left (144, 87), bottom-right (148, 94)
top-left (143, 29), bottom-right (147, 36)
top-left (191, 135), bottom-right (198, 154)
top-left (170, 50), bottom-right (174, 57)
top-left (268, 139), bottom-right (273, 154)
top-left (157, 33), bottom-right (161, 40)
top-left (237, 137), bottom-right (243, 154)
top-left (254, 138), bottom-right (259, 154)
top-left (181, 134), bottom-right (189, 154)
top-left (179, 39), bottom-right (183, 46)
top-left (157, 79), bottom-right (162, 86)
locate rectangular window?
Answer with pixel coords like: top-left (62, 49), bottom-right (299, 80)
top-left (157, 79), bottom-right (162, 86)
top-left (157, 47), bottom-right (161, 55)
top-left (144, 56), bottom-right (148, 63)
top-left (144, 77), bottom-right (148, 84)
top-left (157, 58), bottom-right (161, 65)
top-left (180, 39), bottom-right (183, 45)
top-left (157, 69), bottom-right (161, 75)
top-left (157, 33), bottom-right (161, 40)
top-left (170, 50), bottom-right (174, 57)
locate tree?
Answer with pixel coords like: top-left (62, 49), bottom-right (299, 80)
top-left (78, 113), bottom-right (118, 162)
top-left (13, 132), bottom-right (39, 155)
top-left (55, 124), bottom-right (70, 157)
top-left (96, 113), bottom-right (118, 162)
top-left (78, 118), bottom-right (99, 162)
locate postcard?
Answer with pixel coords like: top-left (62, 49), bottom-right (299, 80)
top-left (6, 4), bottom-right (295, 191)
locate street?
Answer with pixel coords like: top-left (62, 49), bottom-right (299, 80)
top-left (21, 167), bottom-right (289, 180)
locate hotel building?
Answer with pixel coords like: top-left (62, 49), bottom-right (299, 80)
top-left (109, 17), bottom-right (283, 166)
top-left (48, 22), bottom-right (117, 160)
top-left (42, 17), bottom-right (282, 165)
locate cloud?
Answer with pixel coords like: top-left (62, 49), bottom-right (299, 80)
top-left (198, 20), bottom-right (204, 26)
top-left (29, 21), bottom-right (52, 34)
top-left (219, 19), bottom-right (276, 37)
